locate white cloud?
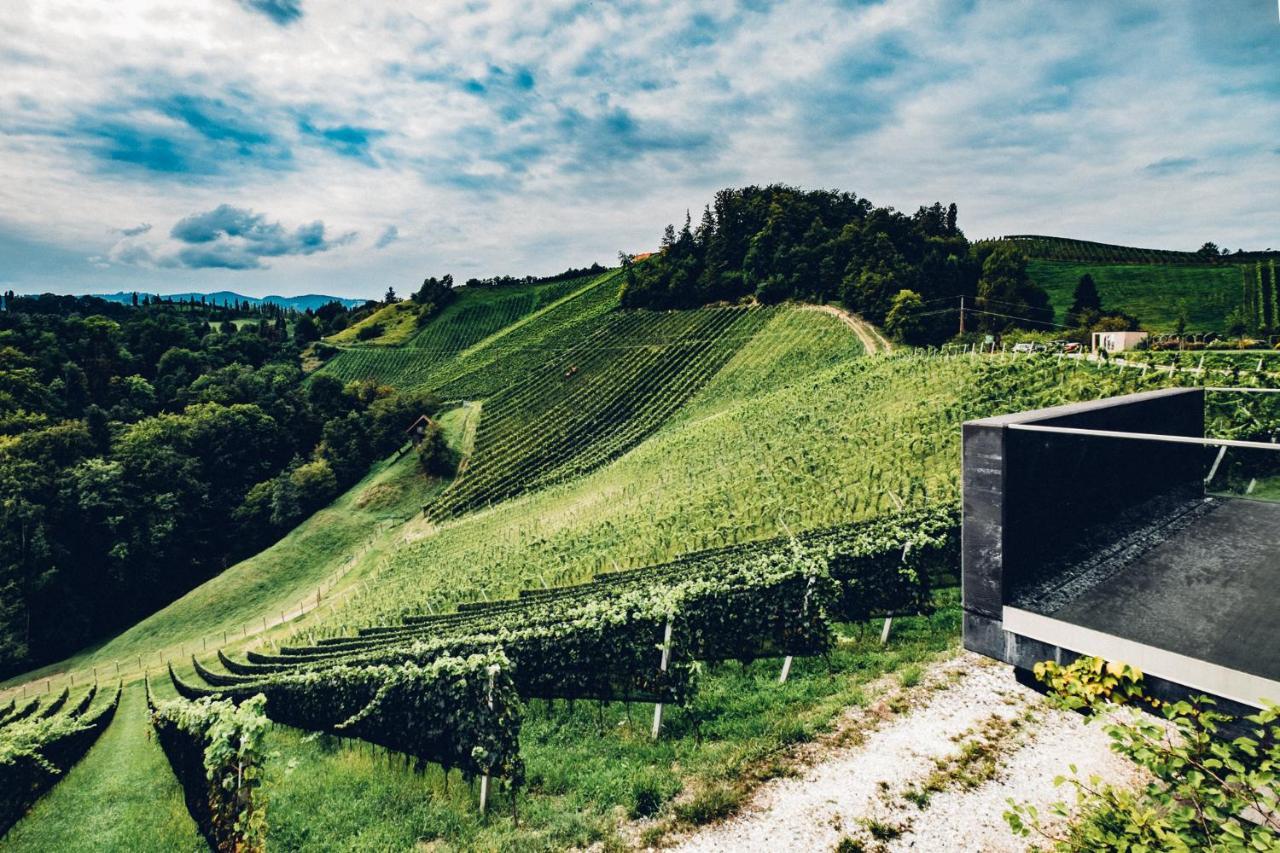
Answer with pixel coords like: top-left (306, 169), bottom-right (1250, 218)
top-left (0, 0), bottom-right (1277, 296)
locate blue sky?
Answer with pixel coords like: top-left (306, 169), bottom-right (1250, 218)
top-left (1, 0), bottom-right (1277, 298)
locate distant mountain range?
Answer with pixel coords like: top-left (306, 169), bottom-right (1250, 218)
top-left (90, 291), bottom-right (369, 311)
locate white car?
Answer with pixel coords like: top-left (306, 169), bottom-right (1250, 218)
top-left (1012, 342), bottom-right (1036, 353)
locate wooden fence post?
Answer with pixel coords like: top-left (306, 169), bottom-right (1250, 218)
top-left (479, 666), bottom-right (496, 815)
top-left (779, 575), bottom-right (816, 683)
top-left (651, 619), bottom-right (674, 739)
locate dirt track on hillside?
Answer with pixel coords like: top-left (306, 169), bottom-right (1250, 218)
top-left (806, 305), bottom-right (893, 354)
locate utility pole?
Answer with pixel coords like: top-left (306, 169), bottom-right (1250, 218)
top-left (959, 296), bottom-right (966, 334)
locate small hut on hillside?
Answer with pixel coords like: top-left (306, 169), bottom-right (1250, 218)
top-left (405, 414), bottom-right (436, 447)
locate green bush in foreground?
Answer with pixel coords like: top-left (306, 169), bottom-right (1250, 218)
top-left (1005, 657), bottom-right (1280, 851)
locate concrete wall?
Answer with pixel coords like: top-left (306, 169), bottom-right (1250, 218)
top-left (961, 387), bottom-right (1205, 664)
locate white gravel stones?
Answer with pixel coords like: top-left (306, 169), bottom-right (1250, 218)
top-left (670, 653), bottom-right (1144, 853)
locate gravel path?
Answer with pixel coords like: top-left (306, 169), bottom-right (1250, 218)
top-left (670, 654), bottom-right (1144, 853)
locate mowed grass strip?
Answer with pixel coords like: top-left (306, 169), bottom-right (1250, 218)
top-left (1, 684), bottom-right (203, 852)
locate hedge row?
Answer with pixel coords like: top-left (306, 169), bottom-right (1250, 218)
top-left (147, 681), bottom-right (269, 852)
top-left (0, 684), bottom-right (120, 835)
top-left (210, 551), bottom-right (837, 703)
top-left (175, 650), bottom-right (524, 783)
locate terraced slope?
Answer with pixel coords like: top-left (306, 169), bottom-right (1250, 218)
top-left (345, 350), bottom-right (1172, 628)
top-left (0, 321), bottom-right (1188, 851)
top-left (427, 305), bottom-right (776, 518)
top-left (318, 271), bottom-right (618, 393)
top-left (405, 276), bottom-right (591, 351)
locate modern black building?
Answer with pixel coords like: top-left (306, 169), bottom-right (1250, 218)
top-left (962, 386), bottom-right (1280, 712)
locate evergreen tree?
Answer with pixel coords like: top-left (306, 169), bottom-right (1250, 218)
top-left (293, 313), bottom-right (320, 344)
top-left (1258, 261), bottom-right (1271, 331)
top-left (1066, 274), bottom-right (1102, 326)
top-left (84, 404), bottom-right (111, 453)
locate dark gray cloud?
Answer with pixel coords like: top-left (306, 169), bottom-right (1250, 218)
top-left (120, 222), bottom-right (152, 236)
top-left (1143, 156), bottom-right (1199, 175)
top-left (118, 204), bottom-right (359, 270)
top-left (238, 0), bottom-right (302, 26)
top-left (374, 225), bottom-right (399, 249)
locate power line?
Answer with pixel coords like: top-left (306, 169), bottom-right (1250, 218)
top-left (910, 304), bottom-right (1071, 330)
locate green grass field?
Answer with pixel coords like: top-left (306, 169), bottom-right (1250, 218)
top-left (1, 289), bottom-right (1194, 850)
top-left (1029, 259), bottom-right (1245, 332)
top-left (325, 301), bottom-right (423, 346)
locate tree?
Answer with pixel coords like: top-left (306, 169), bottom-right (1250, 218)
top-left (384, 286), bottom-right (398, 304)
top-left (884, 289), bottom-right (926, 345)
top-left (411, 275), bottom-right (456, 325)
top-left (1174, 308), bottom-right (1189, 343)
top-left (416, 423), bottom-right (458, 477)
top-left (293, 313), bottom-right (320, 344)
top-left (1066, 274), bottom-right (1101, 326)
top-left (1196, 242), bottom-right (1221, 261)
top-left (84, 404), bottom-right (111, 454)
top-left (1225, 308), bottom-right (1247, 339)
top-left (976, 245), bottom-right (1053, 331)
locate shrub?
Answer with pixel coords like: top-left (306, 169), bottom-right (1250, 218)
top-left (417, 424), bottom-right (460, 478)
top-left (1005, 657), bottom-right (1280, 850)
top-left (356, 322), bottom-right (384, 341)
top-left (629, 771), bottom-right (677, 819)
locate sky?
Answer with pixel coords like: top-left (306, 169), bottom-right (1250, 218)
top-left (1, 0), bottom-right (1277, 299)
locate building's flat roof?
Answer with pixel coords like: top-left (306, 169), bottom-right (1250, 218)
top-left (1008, 497), bottom-right (1280, 706)
top-left (963, 386), bottom-right (1200, 429)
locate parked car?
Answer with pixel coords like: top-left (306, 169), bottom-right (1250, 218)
top-left (1012, 342), bottom-right (1044, 353)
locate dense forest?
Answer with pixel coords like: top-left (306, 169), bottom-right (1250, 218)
top-left (620, 185), bottom-right (1055, 344)
top-left (0, 294), bottom-right (436, 676)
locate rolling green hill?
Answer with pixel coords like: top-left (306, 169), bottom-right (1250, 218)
top-left (322, 300), bottom-right (423, 345)
top-left (1029, 259), bottom-right (1245, 332)
top-left (0, 286), bottom-right (1198, 850)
